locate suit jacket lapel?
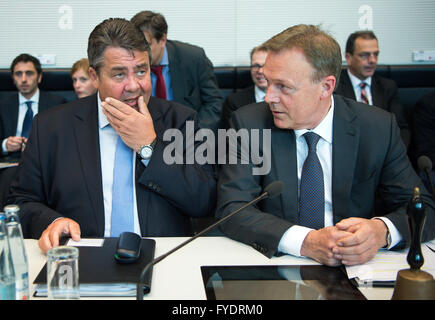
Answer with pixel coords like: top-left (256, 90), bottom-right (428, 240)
top-left (6, 94), bottom-right (20, 137)
top-left (331, 95), bottom-right (359, 223)
top-left (72, 94), bottom-right (105, 234)
top-left (339, 70), bottom-right (357, 100)
top-left (38, 92), bottom-right (50, 112)
top-left (371, 75), bottom-right (384, 108)
top-left (271, 126), bottom-right (299, 222)
top-left (166, 41), bottom-right (185, 102)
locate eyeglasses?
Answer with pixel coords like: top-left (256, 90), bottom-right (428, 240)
top-left (251, 64), bottom-right (265, 71)
top-left (357, 52), bottom-right (379, 60)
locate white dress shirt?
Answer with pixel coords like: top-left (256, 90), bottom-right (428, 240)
top-left (2, 89), bottom-right (40, 153)
top-left (278, 96), bottom-right (402, 257)
top-left (254, 85), bottom-right (266, 103)
top-left (347, 69), bottom-right (373, 105)
top-left (97, 93), bottom-right (142, 237)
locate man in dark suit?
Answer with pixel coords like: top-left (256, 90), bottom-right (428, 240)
top-left (131, 11), bottom-right (223, 133)
top-left (334, 31), bottom-right (410, 146)
top-left (216, 25), bottom-right (435, 266)
top-left (412, 90), bottom-right (435, 194)
top-left (0, 53), bottom-right (66, 160)
top-left (222, 45), bottom-right (268, 128)
top-left (8, 18), bottom-right (216, 254)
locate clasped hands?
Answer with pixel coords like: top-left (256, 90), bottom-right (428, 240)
top-left (6, 136), bottom-right (27, 152)
top-left (300, 217), bottom-right (388, 266)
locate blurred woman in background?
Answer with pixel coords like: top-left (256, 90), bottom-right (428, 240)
top-left (71, 58), bottom-right (97, 98)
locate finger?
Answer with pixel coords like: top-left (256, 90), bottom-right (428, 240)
top-left (105, 97), bottom-right (134, 115)
top-left (335, 217), bottom-right (362, 230)
top-left (336, 231), bottom-right (365, 247)
top-left (68, 221), bottom-right (81, 241)
top-left (346, 224), bottom-right (361, 233)
top-left (137, 96), bottom-right (150, 117)
top-left (38, 231), bottom-right (53, 254)
top-left (102, 101), bottom-right (125, 121)
top-left (49, 224), bottom-right (63, 249)
top-left (341, 248), bottom-right (375, 266)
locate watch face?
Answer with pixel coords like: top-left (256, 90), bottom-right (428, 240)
top-left (140, 146), bottom-right (153, 160)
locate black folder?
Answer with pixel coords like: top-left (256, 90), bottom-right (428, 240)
top-left (33, 237), bottom-right (155, 297)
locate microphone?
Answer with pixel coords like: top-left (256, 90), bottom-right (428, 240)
top-left (417, 155), bottom-right (435, 199)
top-left (136, 180), bottom-right (284, 300)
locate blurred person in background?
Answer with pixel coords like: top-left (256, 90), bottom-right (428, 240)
top-left (71, 58), bottom-right (97, 98)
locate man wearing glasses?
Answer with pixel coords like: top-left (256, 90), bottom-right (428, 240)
top-left (222, 45), bottom-right (268, 128)
top-left (334, 31), bottom-right (410, 146)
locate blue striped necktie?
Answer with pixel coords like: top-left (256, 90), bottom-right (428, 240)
top-left (298, 132), bottom-right (324, 229)
top-left (21, 101), bottom-right (34, 138)
top-left (110, 136), bottom-right (134, 237)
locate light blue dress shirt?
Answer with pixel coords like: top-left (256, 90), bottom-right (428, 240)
top-left (151, 46), bottom-right (174, 100)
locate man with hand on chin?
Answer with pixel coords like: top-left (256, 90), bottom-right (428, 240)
top-left (8, 18), bottom-right (216, 253)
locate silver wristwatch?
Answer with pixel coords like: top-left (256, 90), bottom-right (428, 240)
top-left (138, 138), bottom-right (157, 160)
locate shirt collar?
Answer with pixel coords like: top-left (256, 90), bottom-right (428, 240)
top-left (294, 95), bottom-right (334, 145)
top-left (347, 69), bottom-right (372, 89)
top-left (18, 88), bottom-right (40, 105)
top-left (97, 91), bottom-right (110, 129)
top-left (254, 85), bottom-right (266, 102)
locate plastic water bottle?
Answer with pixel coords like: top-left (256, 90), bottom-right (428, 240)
top-left (0, 213), bottom-right (16, 300)
top-left (4, 205), bottom-right (29, 300)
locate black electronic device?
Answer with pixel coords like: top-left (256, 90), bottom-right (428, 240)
top-left (114, 232), bottom-right (142, 264)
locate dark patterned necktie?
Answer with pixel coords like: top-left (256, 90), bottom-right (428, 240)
top-left (359, 82), bottom-right (369, 104)
top-left (21, 101), bottom-right (34, 138)
top-left (151, 65), bottom-right (167, 99)
top-left (298, 132), bottom-right (324, 229)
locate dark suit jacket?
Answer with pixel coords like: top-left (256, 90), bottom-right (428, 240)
top-left (0, 91), bottom-right (66, 159)
top-left (412, 91), bottom-right (435, 165)
top-left (412, 91), bottom-right (435, 193)
top-left (166, 40), bottom-right (223, 132)
top-left (216, 95), bottom-right (435, 258)
top-left (222, 85), bottom-right (256, 129)
top-left (334, 70), bottom-right (410, 146)
top-left (8, 94), bottom-right (217, 239)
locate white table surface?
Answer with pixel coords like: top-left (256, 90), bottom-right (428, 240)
top-left (25, 236), bottom-right (407, 300)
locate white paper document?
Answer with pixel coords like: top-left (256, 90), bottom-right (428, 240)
top-left (66, 238), bottom-right (105, 247)
top-left (345, 241), bottom-right (435, 285)
top-left (0, 162), bottom-right (18, 169)
top-left (33, 284), bottom-right (136, 297)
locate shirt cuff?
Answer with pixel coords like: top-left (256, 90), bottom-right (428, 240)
top-left (373, 217), bottom-right (403, 249)
top-left (278, 225), bottom-right (313, 257)
top-left (2, 138), bottom-right (8, 154)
